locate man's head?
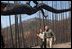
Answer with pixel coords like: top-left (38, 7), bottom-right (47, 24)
top-left (45, 25), bottom-right (49, 31)
top-left (39, 29), bottom-right (42, 33)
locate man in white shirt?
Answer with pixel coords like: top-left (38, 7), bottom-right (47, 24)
top-left (37, 29), bottom-right (45, 48)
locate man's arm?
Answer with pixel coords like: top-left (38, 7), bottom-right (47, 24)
top-left (50, 29), bottom-right (56, 41)
top-left (37, 34), bottom-right (39, 36)
top-left (37, 33), bottom-right (44, 40)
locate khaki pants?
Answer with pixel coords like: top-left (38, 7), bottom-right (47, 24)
top-left (46, 37), bottom-right (53, 48)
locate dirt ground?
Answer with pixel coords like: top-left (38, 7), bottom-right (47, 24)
top-left (32, 42), bottom-right (71, 48)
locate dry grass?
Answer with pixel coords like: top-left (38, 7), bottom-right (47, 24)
top-left (32, 42), bottom-right (71, 48)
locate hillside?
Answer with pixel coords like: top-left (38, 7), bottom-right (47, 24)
top-left (1, 17), bottom-right (71, 48)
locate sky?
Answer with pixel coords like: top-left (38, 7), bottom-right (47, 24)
top-left (1, 1), bottom-right (71, 28)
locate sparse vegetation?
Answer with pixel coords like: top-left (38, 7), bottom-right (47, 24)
top-left (1, 17), bottom-right (71, 48)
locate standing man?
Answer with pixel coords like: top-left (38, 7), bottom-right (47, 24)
top-left (37, 29), bottom-right (45, 48)
top-left (43, 26), bottom-right (56, 48)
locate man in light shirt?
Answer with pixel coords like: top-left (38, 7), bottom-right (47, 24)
top-left (37, 29), bottom-right (45, 48)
